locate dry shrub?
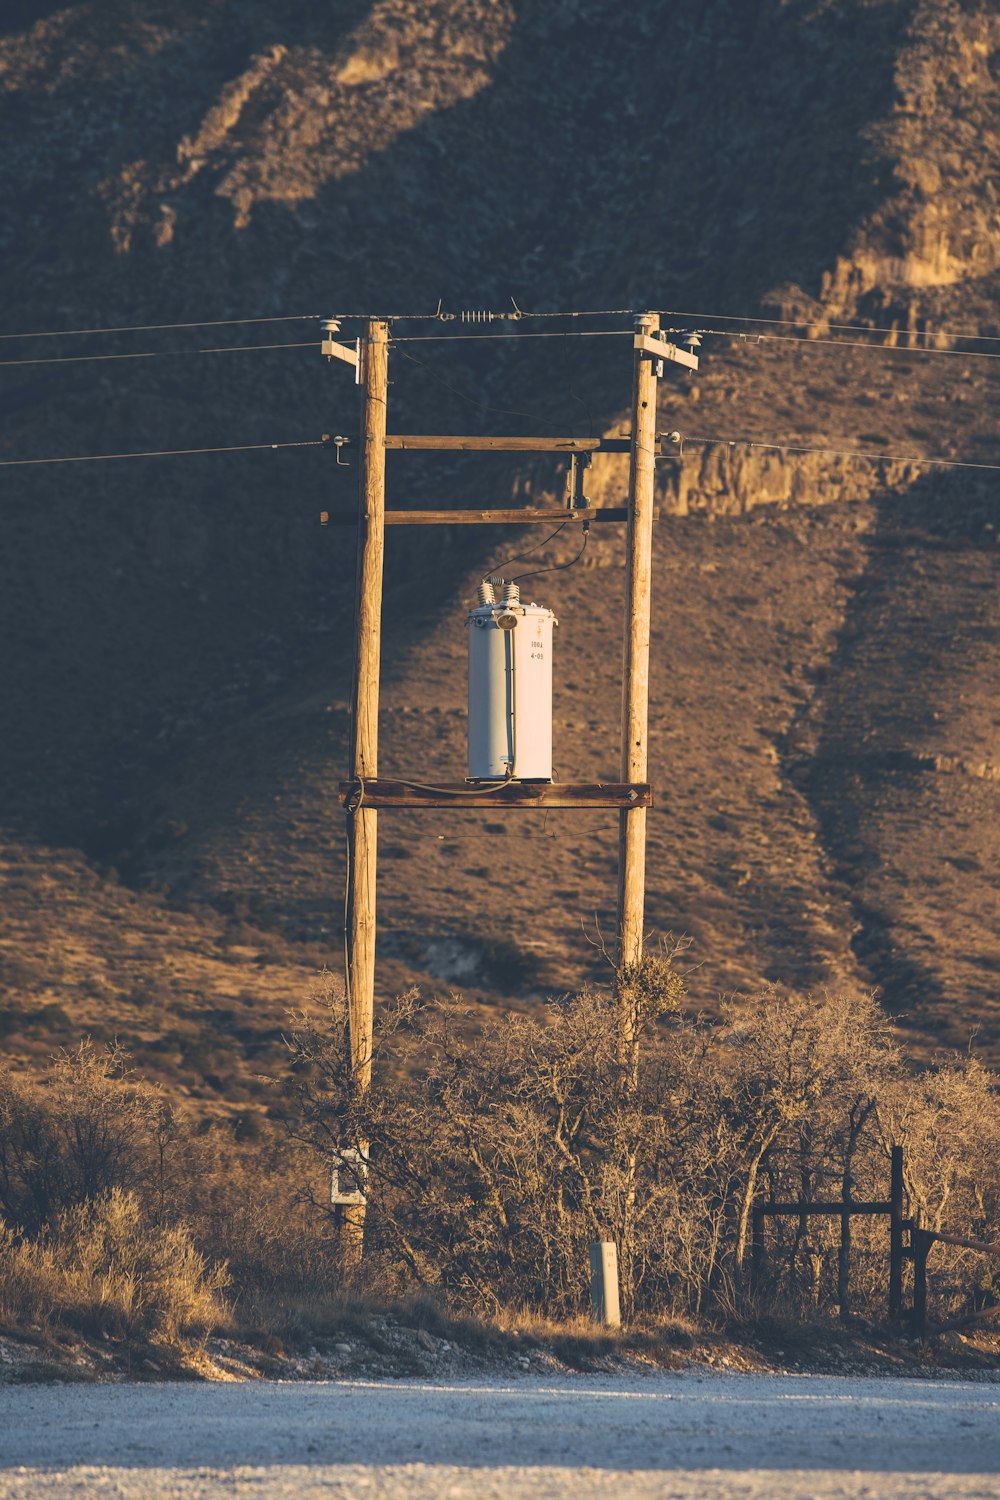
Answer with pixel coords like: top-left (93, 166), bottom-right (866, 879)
top-left (0, 1041), bottom-right (163, 1233)
top-left (2, 979), bottom-right (996, 1339)
top-left (0, 1188), bottom-right (228, 1344)
top-left (0, 1041), bottom-right (333, 1342)
top-left (178, 1132), bottom-right (342, 1313)
top-left (288, 973), bottom-right (999, 1326)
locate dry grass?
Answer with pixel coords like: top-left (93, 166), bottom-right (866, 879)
top-left (0, 1188), bottom-right (229, 1346)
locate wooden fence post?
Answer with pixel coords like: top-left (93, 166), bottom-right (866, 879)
top-left (912, 1227), bottom-right (931, 1336)
top-left (889, 1144), bottom-right (904, 1322)
top-left (751, 1203), bottom-right (766, 1292)
top-left (838, 1190), bottom-right (852, 1322)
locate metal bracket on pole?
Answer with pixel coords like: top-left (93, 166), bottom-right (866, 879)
top-left (634, 332), bottom-right (699, 377)
top-left (321, 319), bottom-right (362, 383)
top-left (331, 1145), bottom-right (369, 1207)
top-left (566, 451), bottom-right (592, 511)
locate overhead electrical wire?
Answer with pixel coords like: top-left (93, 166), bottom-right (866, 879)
top-left (5, 431), bottom-right (999, 475)
top-left (390, 330), bottom-right (632, 343)
top-left (656, 306), bottom-right (1000, 348)
top-left (1, 309), bottom-right (997, 370)
top-left (0, 314), bottom-right (322, 342)
top-left (482, 522), bottom-right (569, 584)
top-left (0, 329), bottom-right (629, 371)
top-left (513, 525), bottom-right (589, 583)
top-left (4, 301), bottom-right (1000, 347)
top-left (2, 324), bottom-right (995, 371)
top-left (0, 306), bottom-right (632, 343)
top-left (0, 339), bottom-right (319, 369)
top-left (695, 328), bottom-right (1000, 364)
top-left (675, 433), bottom-right (1000, 474)
top-left (0, 438), bottom-right (328, 467)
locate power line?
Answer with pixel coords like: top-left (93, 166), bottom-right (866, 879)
top-left (656, 306), bottom-right (1000, 348)
top-left (676, 433), bottom-right (1000, 474)
top-left (9, 428), bottom-right (995, 477)
top-left (0, 328), bottom-right (630, 370)
top-left (390, 330), bottom-right (632, 343)
top-left (0, 307), bottom-right (631, 343)
top-left (0, 314), bottom-right (321, 342)
top-left (0, 339), bottom-right (319, 369)
top-left (0, 438), bottom-right (327, 468)
top-left (3, 321), bottom-right (994, 373)
top-left (5, 302), bottom-right (999, 346)
top-left (703, 328), bottom-right (1000, 364)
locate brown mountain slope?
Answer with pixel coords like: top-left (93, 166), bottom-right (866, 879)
top-left (1, 0), bottom-right (998, 1103)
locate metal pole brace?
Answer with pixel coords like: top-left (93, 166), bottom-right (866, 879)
top-left (634, 332), bottom-right (700, 377)
top-left (321, 433), bottom-right (351, 466)
top-left (321, 319), bottom-right (362, 383)
top-left (566, 451), bottom-right (592, 510)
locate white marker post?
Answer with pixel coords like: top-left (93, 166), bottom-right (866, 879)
top-left (589, 1240), bottom-right (621, 1328)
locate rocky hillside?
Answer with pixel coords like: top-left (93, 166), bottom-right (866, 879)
top-left (1, 0), bottom-right (998, 1107)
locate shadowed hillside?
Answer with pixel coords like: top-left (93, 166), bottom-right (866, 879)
top-left (1, 0), bottom-right (998, 1106)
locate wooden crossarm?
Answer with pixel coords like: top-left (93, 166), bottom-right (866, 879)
top-left (338, 780), bottom-right (654, 810)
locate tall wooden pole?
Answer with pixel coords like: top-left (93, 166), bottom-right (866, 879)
top-left (616, 312), bottom-right (659, 979)
top-left (343, 318), bottom-right (388, 1256)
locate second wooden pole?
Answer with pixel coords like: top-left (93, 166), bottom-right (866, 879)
top-left (616, 312), bottom-right (659, 978)
top-left (344, 318), bottom-right (389, 1257)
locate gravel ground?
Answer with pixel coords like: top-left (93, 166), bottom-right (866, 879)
top-left (1, 1371), bottom-right (998, 1499)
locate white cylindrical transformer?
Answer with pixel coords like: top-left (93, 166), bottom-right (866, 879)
top-left (467, 583), bottom-right (556, 781)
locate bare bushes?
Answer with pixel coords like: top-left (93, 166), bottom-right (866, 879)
top-left (0, 1042), bottom-right (163, 1234)
top-left (2, 982), bottom-right (996, 1342)
top-left (0, 1189), bottom-right (228, 1343)
top-left (288, 972), bottom-right (999, 1325)
top-left (0, 1041), bottom-right (328, 1344)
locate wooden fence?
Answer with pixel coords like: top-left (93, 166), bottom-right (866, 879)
top-left (751, 1145), bottom-right (1000, 1334)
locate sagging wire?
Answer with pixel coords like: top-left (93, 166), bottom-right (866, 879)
top-left (343, 770), bottom-right (517, 814)
top-left (674, 433), bottom-right (1000, 474)
top-left (0, 438), bottom-right (328, 467)
top-left (390, 330), bottom-right (632, 343)
top-left (655, 306), bottom-right (1000, 348)
top-left (513, 524), bottom-right (589, 584)
top-left (0, 339), bottom-right (319, 370)
top-left (7, 299), bottom-right (998, 347)
top-left (480, 522), bottom-right (568, 586)
top-left (0, 313), bottom-right (322, 342)
top-left (703, 328), bottom-right (1000, 364)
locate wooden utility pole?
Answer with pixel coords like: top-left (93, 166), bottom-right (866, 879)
top-left (616, 312), bottom-right (660, 978)
top-left (342, 318), bottom-right (388, 1255)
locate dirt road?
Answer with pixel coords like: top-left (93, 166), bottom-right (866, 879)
top-left (1, 1371), bottom-right (998, 1498)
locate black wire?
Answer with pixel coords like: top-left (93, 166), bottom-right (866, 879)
top-left (0, 339), bottom-right (319, 369)
top-left (0, 313), bottom-right (321, 342)
top-left (481, 522), bottom-right (568, 584)
top-left (0, 438), bottom-right (326, 467)
top-left (513, 525), bottom-right (589, 584)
